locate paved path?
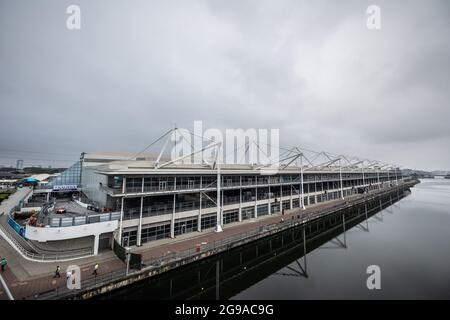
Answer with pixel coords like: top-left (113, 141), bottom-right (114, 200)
top-left (135, 194), bottom-right (362, 261)
top-left (0, 187), bottom-right (32, 217)
top-left (0, 235), bottom-right (123, 300)
top-left (0, 185), bottom-right (404, 300)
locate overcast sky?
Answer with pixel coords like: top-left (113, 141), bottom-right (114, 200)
top-left (0, 0), bottom-right (449, 170)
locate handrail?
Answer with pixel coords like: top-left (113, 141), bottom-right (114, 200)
top-left (0, 223), bottom-right (94, 262)
top-left (25, 180), bottom-right (417, 299)
top-left (142, 181), bottom-right (415, 267)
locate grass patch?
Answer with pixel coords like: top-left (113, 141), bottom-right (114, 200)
top-left (0, 191), bottom-right (14, 204)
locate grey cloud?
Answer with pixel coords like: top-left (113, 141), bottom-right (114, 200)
top-left (0, 0), bottom-right (449, 170)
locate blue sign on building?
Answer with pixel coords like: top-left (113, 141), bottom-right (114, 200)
top-left (7, 215), bottom-right (27, 239)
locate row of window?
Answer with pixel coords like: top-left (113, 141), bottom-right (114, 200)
top-left (120, 184), bottom-right (380, 246)
top-left (223, 210), bottom-right (239, 224)
top-left (174, 218), bottom-right (198, 236)
top-left (119, 174), bottom-right (399, 193)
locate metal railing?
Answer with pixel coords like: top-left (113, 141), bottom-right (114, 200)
top-left (141, 182), bottom-right (415, 268)
top-left (2, 208), bottom-right (95, 261)
top-left (32, 268), bottom-right (131, 300)
top-left (102, 177), bottom-right (402, 196)
top-left (25, 180), bottom-right (416, 299)
top-left (48, 211), bottom-right (121, 228)
top-left (0, 222), bottom-right (94, 261)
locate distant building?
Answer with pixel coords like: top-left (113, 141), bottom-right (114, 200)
top-left (16, 159), bottom-right (23, 170)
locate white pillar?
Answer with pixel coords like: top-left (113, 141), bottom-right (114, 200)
top-left (171, 177), bottom-right (177, 238)
top-left (387, 170), bottom-right (390, 187)
top-left (221, 188), bottom-right (224, 224)
top-left (268, 184), bottom-right (271, 214)
top-left (118, 176), bottom-right (126, 245)
top-left (377, 170), bottom-right (381, 190)
top-left (118, 197), bottom-right (124, 245)
top-left (198, 176), bottom-right (202, 231)
top-left (279, 184), bottom-right (282, 213)
top-left (315, 192), bottom-right (317, 204)
top-left (255, 184), bottom-right (258, 218)
top-left (300, 157), bottom-right (305, 209)
top-left (215, 166), bottom-right (223, 232)
top-left (93, 234), bottom-right (100, 255)
top-left (362, 169), bottom-right (365, 189)
top-left (298, 177), bottom-right (302, 207)
top-left (339, 159), bottom-right (344, 200)
top-left (137, 196), bottom-right (143, 246)
top-left (239, 176), bottom-right (242, 221)
top-left (290, 184), bottom-right (293, 209)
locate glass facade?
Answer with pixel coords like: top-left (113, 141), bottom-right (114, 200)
top-left (47, 161), bottom-right (81, 188)
top-left (140, 223), bottom-right (171, 244)
top-left (107, 168), bottom-right (402, 248)
top-left (223, 209), bottom-right (239, 224)
top-left (201, 214), bottom-right (217, 230)
top-left (174, 217), bottom-right (198, 236)
top-left (122, 230), bottom-right (137, 247)
top-left (125, 177), bottom-right (142, 193)
top-left (257, 204), bottom-right (269, 216)
top-left (241, 207), bottom-right (255, 220)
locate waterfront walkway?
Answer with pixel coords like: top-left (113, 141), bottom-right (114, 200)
top-left (0, 184), bottom-right (406, 300)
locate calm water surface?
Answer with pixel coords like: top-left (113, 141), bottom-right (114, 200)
top-left (232, 178), bottom-right (450, 299)
top-left (105, 179), bottom-right (450, 300)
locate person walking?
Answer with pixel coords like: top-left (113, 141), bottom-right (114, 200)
top-left (0, 257), bottom-right (7, 272)
top-left (92, 263), bottom-right (99, 276)
top-left (53, 265), bottom-right (61, 278)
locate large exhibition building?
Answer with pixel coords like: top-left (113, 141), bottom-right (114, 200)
top-left (78, 151), bottom-right (403, 248)
top-left (4, 132), bottom-right (405, 257)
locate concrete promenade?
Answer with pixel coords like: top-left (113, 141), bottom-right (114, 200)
top-left (0, 184), bottom-right (408, 300)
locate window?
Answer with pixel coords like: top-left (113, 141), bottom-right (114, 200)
top-left (174, 218), bottom-right (198, 235)
top-left (241, 207), bottom-right (255, 220)
top-left (223, 210), bottom-right (239, 224)
top-left (270, 203), bottom-right (280, 214)
top-left (140, 223), bottom-right (171, 244)
top-left (257, 204), bottom-right (269, 217)
top-left (125, 178), bottom-right (142, 193)
top-left (159, 180), bottom-right (167, 190)
top-left (201, 214), bottom-right (217, 230)
top-left (188, 180), bottom-right (195, 189)
top-left (121, 230), bottom-right (137, 247)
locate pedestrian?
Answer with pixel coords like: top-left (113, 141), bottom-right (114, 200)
top-left (0, 257), bottom-right (7, 272)
top-left (93, 263), bottom-right (99, 276)
top-left (66, 270), bottom-right (72, 281)
top-left (53, 265), bottom-right (61, 278)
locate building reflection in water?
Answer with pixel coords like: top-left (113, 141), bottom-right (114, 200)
top-left (99, 190), bottom-right (408, 300)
